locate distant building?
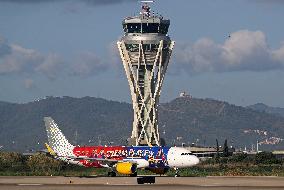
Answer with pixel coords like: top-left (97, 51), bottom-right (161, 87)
top-left (179, 91), bottom-right (192, 99)
top-left (272, 150), bottom-right (284, 159)
top-left (184, 145), bottom-right (235, 158)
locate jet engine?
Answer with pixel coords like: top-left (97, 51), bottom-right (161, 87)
top-left (116, 162), bottom-right (137, 175)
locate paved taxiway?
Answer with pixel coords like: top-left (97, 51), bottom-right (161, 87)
top-left (1, 176), bottom-right (284, 190)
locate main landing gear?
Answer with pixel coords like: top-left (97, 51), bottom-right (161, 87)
top-left (137, 176), bottom-right (155, 184)
top-left (107, 171), bottom-right (116, 177)
top-left (107, 171), bottom-right (137, 177)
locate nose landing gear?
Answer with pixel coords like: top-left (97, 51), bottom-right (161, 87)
top-left (174, 167), bottom-right (180, 177)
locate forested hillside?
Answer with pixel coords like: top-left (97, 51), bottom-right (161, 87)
top-left (0, 96), bottom-right (284, 152)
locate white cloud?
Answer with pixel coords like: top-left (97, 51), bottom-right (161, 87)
top-left (0, 35), bottom-right (110, 79)
top-left (272, 42), bottom-right (284, 63)
top-left (0, 44), bottom-right (42, 74)
top-left (174, 30), bottom-right (284, 74)
top-left (3, 30), bottom-right (283, 80)
top-left (70, 51), bottom-right (107, 77)
top-left (0, 37), bottom-right (63, 79)
top-left (35, 53), bottom-right (64, 80)
top-left (82, 0), bottom-right (135, 6)
top-left (0, 0), bottom-right (135, 5)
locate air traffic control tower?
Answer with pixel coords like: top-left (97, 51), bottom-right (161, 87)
top-left (117, 2), bottom-right (175, 146)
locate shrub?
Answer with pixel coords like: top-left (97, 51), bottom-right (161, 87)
top-left (26, 153), bottom-right (63, 175)
top-left (255, 152), bottom-right (281, 165)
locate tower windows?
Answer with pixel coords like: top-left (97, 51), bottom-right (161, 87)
top-left (123, 23), bottom-right (141, 33)
top-left (141, 23), bottom-right (159, 33)
top-left (125, 44), bottom-right (165, 52)
top-left (159, 24), bottom-right (169, 34)
top-left (123, 23), bottom-right (169, 34)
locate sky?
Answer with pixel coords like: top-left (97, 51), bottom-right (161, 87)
top-left (0, 0), bottom-right (284, 107)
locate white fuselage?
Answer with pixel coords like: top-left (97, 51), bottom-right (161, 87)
top-left (167, 147), bottom-right (199, 168)
top-left (122, 147), bottom-right (199, 169)
top-left (64, 147), bottom-right (199, 169)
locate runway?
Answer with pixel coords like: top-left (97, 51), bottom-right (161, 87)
top-left (0, 176), bottom-right (284, 190)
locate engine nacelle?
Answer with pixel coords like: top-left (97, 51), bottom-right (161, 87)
top-left (116, 162), bottom-right (137, 175)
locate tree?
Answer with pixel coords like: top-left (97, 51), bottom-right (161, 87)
top-left (215, 139), bottom-right (220, 162)
top-left (223, 139), bottom-right (229, 157)
top-left (0, 152), bottom-right (26, 171)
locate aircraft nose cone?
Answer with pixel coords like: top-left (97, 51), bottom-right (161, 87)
top-left (192, 156), bottom-right (200, 165)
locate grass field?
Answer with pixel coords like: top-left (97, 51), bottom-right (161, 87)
top-left (0, 152), bottom-right (283, 177)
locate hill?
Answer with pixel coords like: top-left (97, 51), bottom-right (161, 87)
top-left (247, 103), bottom-right (284, 118)
top-left (0, 96), bottom-right (284, 152)
top-left (0, 96), bottom-right (132, 152)
top-left (160, 98), bottom-right (284, 150)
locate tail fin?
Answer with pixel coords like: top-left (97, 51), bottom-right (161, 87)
top-left (44, 117), bottom-right (74, 157)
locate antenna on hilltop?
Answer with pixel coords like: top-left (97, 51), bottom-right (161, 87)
top-left (140, 0), bottom-right (155, 16)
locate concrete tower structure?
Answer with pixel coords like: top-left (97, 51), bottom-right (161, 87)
top-left (117, 2), bottom-right (174, 146)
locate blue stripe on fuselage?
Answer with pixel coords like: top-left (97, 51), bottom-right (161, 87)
top-left (126, 146), bottom-right (170, 168)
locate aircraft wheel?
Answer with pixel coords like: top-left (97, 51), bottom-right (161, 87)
top-left (137, 176), bottom-right (155, 184)
top-left (107, 171), bottom-right (116, 177)
top-left (130, 172), bottom-right (137, 177)
top-left (174, 174), bottom-right (180, 177)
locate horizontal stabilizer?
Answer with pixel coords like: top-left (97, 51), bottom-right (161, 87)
top-left (45, 143), bottom-right (56, 156)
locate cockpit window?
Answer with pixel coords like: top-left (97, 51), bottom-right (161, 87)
top-left (181, 153), bottom-right (193, 155)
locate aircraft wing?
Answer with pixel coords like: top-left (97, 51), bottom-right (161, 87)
top-left (66, 156), bottom-right (137, 164)
top-left (68, 156), bottom-right (118, 162)
top-left (64, 155), bottom-right (139, 168)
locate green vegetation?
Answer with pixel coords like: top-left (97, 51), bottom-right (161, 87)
top-left (248, 103), bottom-right (284, 118)
top-left (179, 152), bottom-right (284, 177)
top-left (0, 152), bottom-right (283, 177)
top-left (0, 152), bottom-right (108, 176)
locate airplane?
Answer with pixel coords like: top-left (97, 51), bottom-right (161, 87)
top-left (44, 117), bottom-right (199, 178)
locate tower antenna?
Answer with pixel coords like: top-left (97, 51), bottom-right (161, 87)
top-left (140, 0), bottom-right (155, 17)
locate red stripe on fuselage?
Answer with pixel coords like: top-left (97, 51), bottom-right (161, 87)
top-left (73, 146), bottom-right (127, 167)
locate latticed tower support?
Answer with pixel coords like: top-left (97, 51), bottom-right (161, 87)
top-left (117, 2), bottom-right (174, 146)
top-left (117, 40), bottom-right (175, 146)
